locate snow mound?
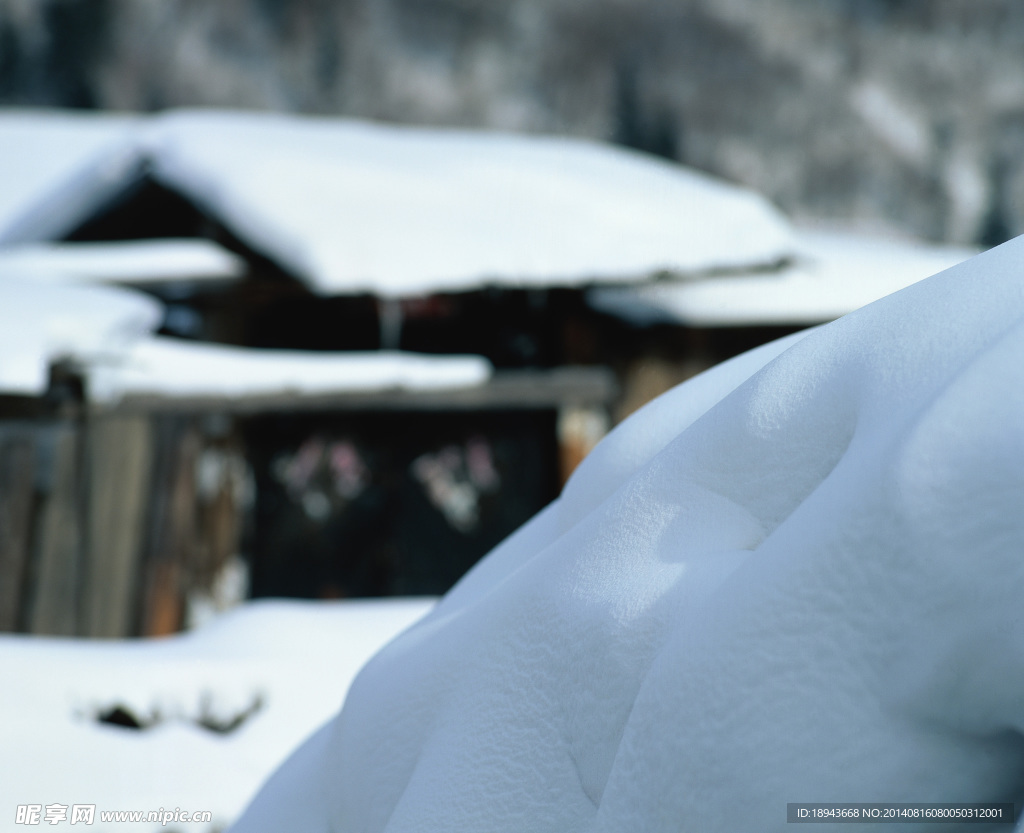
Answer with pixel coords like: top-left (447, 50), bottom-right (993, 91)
top-left (0, 598), bottom-right (435, 832)
top-left (232, 236), bottom-right (1024, 832)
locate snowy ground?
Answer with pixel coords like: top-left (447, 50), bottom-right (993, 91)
top-left (0, 598), bottom-right (435, 832)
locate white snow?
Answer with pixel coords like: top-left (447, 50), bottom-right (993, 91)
top-left (0, 108), bottom-right (795, 297)
top-left (87, 336), bottom-right (493, 405)
top-left (143, 111), bottom-right (794, 296)
top-left (0, 278), bottom-right (162, 396)
top-left (0, 598), bottom-right (435, 832)
top-left (0, 109), bottom-right (143, 244)
top-left (0, 239), bottom-right (246, 285)
top-left (0, 251), bottom-right (489, 402)
top-left (231, 236), bottom-right (1024, 831)
top-left (587, 227), bottom-right (978, 327)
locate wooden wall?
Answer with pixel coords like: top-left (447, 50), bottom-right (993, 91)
top-left (0, 413), bottom-right (244, 638)
top-left (0, 366), bottom-right (614, 637)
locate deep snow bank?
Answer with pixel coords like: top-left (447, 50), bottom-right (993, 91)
top-left (232, 237), bottom-right (1024, 831)
top-left (0, 598), bottom-right (435, 831)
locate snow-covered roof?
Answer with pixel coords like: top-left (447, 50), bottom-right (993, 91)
top-left (0, 278), bottom-right (162, 396)
top-left (587, 227), bottom-right (978, 327)
top-left (145, 111), bottom-right (795, 296)
top-left (0, 597), bottom-right (434, 832)
top-left (88, 337), bottom-right (493, 405)
top-left (0, 262), bottom-right (491, 401)
top-left (0, 239), bottom-right (246, 285)
top-left (0, 108), bottom-right (795, 297)
top-left (0, 109), bottom-right (142, 244)
top-left (230, 238), bottom-right (1024, 831)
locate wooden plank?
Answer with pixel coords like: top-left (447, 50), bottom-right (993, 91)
top-left (134, 419), bottom-right (247, 633)
top-left (193, 440), bottom-right (244, 589)
top-left (137, 417), bottom-right (199, 637)
top-left (79, 415), bottom-right (153, 638)
top-left (0, 428), bottom-right (35, 632)
top-left (26, 424), bottom-right (83, 636)
top-left (142, 560), bottom-right (182, 638)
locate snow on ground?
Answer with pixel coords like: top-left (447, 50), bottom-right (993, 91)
top-left (586, 226), bottom-right (978, 327)
top-left (88, 337), bottom-right (493, 405)
top-left (232, 237), bottom-right (1024, 832)
top-left (0, 598), bottom-right (435, 832)
top-left (0, 239), bottom-right (246, 286)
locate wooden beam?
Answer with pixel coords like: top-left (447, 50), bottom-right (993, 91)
top-left (96, 367), bottom-right (618, 416)
top-left (79, 415), bottom-right (153, 638)
top-left (26, 424), bottom-right (83, 636)
top-left (0, 428), bottom-right (35, 632)
top-left (137, 416), bottom-right (200, 637)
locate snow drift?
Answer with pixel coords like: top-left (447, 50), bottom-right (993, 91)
top-left (0, 599), bottom-right (435, 831)
top-left (231, 237), bottom-right (1024, 831)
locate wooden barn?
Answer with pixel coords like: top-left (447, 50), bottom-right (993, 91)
top-left (0, 108), bottom-right (971, 637)
top-left (0, 257), bottom-right (610, 638)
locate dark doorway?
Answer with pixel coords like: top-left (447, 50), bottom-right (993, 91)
top-left (243, 409), bottom-right (559, 599)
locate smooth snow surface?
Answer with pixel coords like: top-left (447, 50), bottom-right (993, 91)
top-left (0, 239), bottom-right (246, 285)
top-left (0, 598), bottom-right (434, 833)
top-left (88, 337), bottom-right (493, 404)
top-left (0, 278), bottom-right (162, 395)
top-left (232, 237), bottom-right (1024, 832)
top-left (587, 227), bottom-right (978, 326)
